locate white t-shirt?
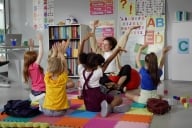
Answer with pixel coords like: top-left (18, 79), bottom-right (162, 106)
top-left (103, 51), bottom-right (117, 73)
top-left (78, 64), bottom-right (103, 89)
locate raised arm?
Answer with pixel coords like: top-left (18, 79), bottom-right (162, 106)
top-left (57, 41), bottom-right (69, 73)
top-left (136, 44), bottom-right (148, 69)
top-left (115, 25), bottom-right (140, 69)
top-left (28, 38), bottom-right (34, 51)
top-left (117, 25), bottom-right (140, 51)
top-left (89, 20), bottom-right (103, 54)
top-left (78, 33), bottom-right (92, 64)
top-left (159, 45), bottom-right (172, 69)
top-left (35, 33), bottom-right (43, 64)
top-left (49, 43), bottom-right (58, 58)
top-left (102, 47), bottom-right (126, 72)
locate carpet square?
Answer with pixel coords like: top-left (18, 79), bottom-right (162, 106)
top-left (68, 110), bottom-right (97, 118)
top-left (30, 114), bottom-right (61, 124)
top-left (0, 113), bottom-right (8, 121)
top-left (3, 116), bottom-right (33, 122)
top-left (121, 114), bottom-right (153, 123)
top-left (95, 112), bottom-right (124, 120)
top-left (54, 117), bottom-right (89, 128)
top-left (84, 118), bottom-right (118, 128)
top-left (126, 108), bottom-right (153, 116)
top-left (70, 99), bottom-right (84, 105)
top-left (114, 121), bottom-right (150, 128)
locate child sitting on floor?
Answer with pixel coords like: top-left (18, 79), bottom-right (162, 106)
top-left (23, 33), bottom-right (45, 102)
top-left (41, 41), bottom-right (70, 116)
top-left (125, 45), bottom-right (172, 104)
top-left (78, 33), bottom-right (131, 117)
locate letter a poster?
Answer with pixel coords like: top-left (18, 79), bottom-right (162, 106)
top-left (118, 0), bottom-right (166, 68)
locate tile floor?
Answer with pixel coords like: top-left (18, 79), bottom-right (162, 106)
top-left (0, 80), bottom-right (192, 128)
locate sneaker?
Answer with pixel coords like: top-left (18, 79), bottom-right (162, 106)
top-left (113, 104), bottom-right (131, 113)
top-left (100, 100), bottom-right (111, 117)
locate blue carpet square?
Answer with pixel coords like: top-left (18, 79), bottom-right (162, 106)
top-left (68, 110), bottom-right (98, 118)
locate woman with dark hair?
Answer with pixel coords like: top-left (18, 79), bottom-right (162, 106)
top-left (89, 20), bottom-right (140, 92)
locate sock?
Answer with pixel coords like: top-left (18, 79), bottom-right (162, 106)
top-left (113, 104), bottom-right (131, 113)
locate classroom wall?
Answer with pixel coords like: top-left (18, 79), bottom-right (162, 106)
top-left (7, 0), bottom-right (192, 80)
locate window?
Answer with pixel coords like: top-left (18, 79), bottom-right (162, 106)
top-left (0, 0), bottom-right (5, 43)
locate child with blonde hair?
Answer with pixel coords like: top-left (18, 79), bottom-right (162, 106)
top-left (125, 45), bottom-right (172, 104)
top-left (23, 33), bottom-right (45, 102)
top-left (48, 44), bottom-right (75, 89)
top-left (41, 41), bottom-right (69, 116)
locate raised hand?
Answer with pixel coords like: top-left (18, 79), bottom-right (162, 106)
top-left (162, 45), bottom-right (172, 55)
top-left (28, 38), bottom-right (34, 51)
top-left (51, 43), bottom-right (58, 57)
top-left (140, 44), bottom-right (148, 51)
top-left (83, 32), bottom-right (93, 42)
top-left (93, 20), bottom-right (99, 28)
top-left (117, 46), bottom-right (127, 53)
top-left (37, 33), bottom-right (43, 42)
top-left (130, 25), bottom-right (140, 30)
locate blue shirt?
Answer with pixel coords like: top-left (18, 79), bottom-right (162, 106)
top-left (140, 67), bottom-right (163, 90)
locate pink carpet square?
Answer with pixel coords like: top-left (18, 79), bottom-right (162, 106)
top-left (95, 112), bottom-right (124, 121)
top-left (114, 121), bottom-right (149, 128)
top-left (84, 118), bottom-right (118, 128)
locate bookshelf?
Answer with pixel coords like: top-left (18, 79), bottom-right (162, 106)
top-left (48, 24), bottom-right (90, 78)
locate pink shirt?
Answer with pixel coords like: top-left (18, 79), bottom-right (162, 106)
top-left (29, 63), bottom-right (45, 92)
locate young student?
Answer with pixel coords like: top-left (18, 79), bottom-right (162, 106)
top-left (42, 41), bottom-right (69, 116)
top-left (89, 20), bottom-right (140, 92)
top-left (78, 33), bottom-right (130, 117)
top-left (125, 45), bottom-right (172, 104)
top-left (48, 40), bottom-right (75, 89)
top-left (23, 33), bottom-right (45, 102)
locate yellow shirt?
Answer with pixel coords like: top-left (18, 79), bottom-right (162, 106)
top-left (43, 72), bottom-right (69, 110)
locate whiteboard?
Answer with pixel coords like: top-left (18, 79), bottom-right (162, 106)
top-left (171, 22), bottom-right (192, 81)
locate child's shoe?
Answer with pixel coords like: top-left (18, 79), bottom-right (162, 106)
top-left (113, 104), bottom-right (131, 113)
top-left (100, 100), bottom-right (111, 117)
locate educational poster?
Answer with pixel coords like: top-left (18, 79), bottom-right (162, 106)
top-left (89, 0), bottom-right (114, 15)
top-left (33, 0), bottom-right (54, 30)
top-left (118, 0), bottom-right (166, 68)
top-left (90, 20), bottom-right (115, 48)
top-left (136, 0), bottom-right (165, 16)
top-left (119, 16), bottom-right (146, 35)
top-left (119, 0), bottom-right (136, 16)
top-left (44, 0), bottom-right (54, 29)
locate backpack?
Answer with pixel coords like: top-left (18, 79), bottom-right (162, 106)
top-left (1, 100), bottom-right (41, 117)
top-left (146, 98), bottom-right (171, 115)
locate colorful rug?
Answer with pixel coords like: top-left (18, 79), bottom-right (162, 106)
top-left (0, 91), bottom-right (153, 128)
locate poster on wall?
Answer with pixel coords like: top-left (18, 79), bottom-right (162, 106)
top-left (33, 0), bottom-right (54, 30)
top-left (90, 20), bottom-right (115, 48)
top-left (89, 0), bottom-right (114, 15)
top-left (177, 38), bottom-right (189, 54)
top-left (118, 0), bottom-right (166, 68)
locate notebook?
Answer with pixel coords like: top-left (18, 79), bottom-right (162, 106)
top-left (5, 34), bottom-right (22, 46)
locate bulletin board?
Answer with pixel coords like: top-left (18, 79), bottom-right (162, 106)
top-left (118, 0), bottom-right (166, 68)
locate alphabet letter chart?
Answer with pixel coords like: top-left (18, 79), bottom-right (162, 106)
top-left (118, 0), bottom-right (166, 68)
